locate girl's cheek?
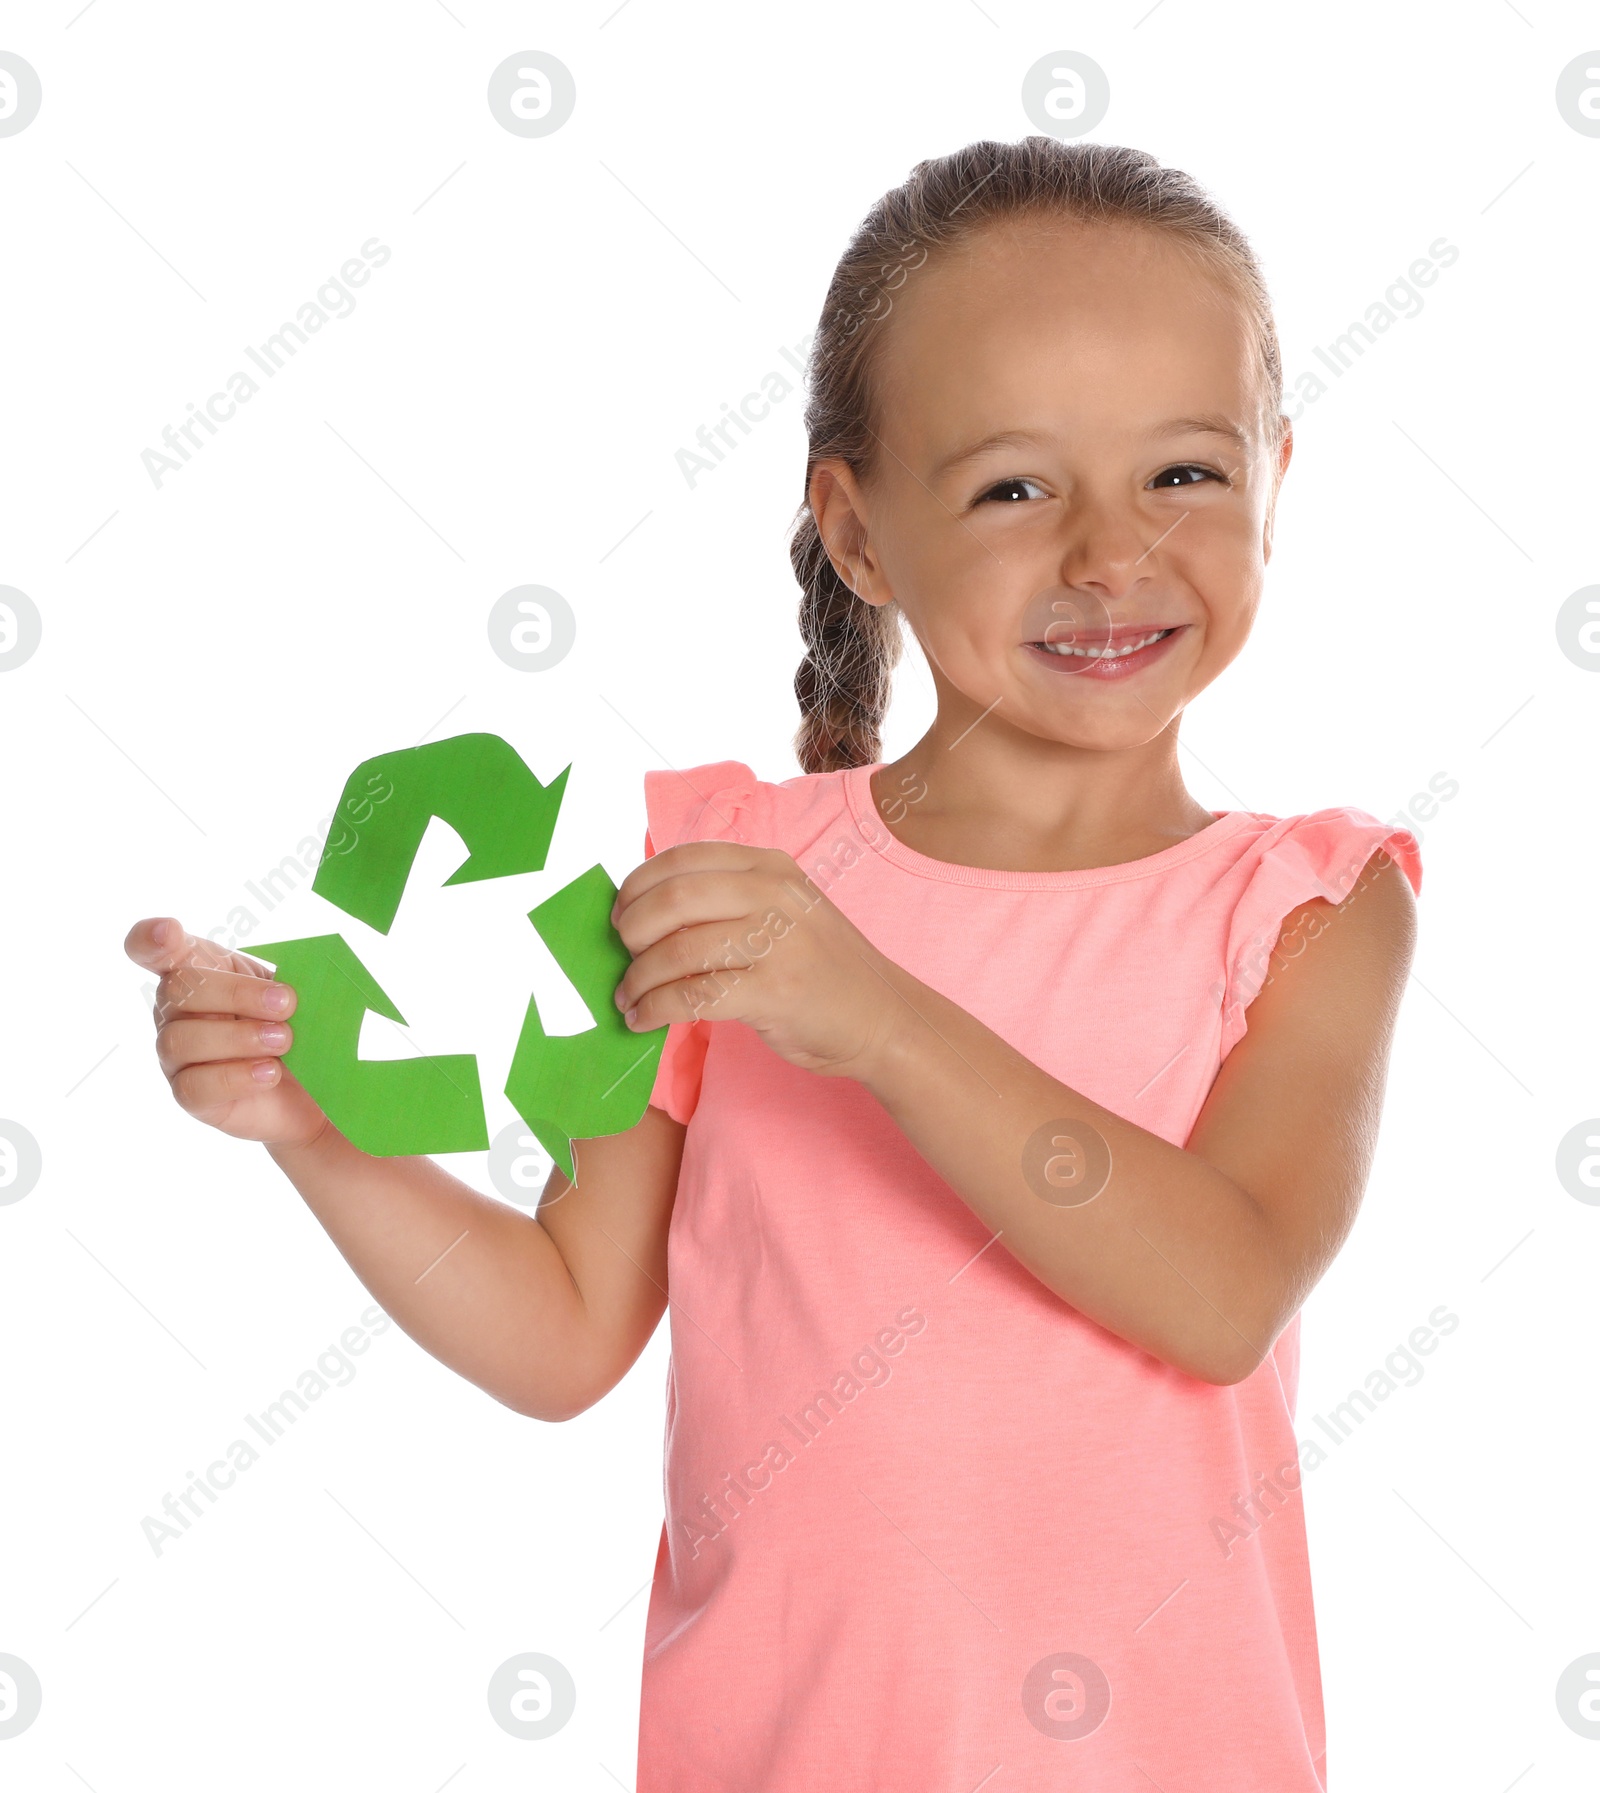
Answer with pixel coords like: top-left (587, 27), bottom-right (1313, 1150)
top-left (1183, 507), bottom-right (1266, 569)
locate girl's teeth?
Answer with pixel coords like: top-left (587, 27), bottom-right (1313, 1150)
top-left (1040, 628), bottom-right (1172, 659)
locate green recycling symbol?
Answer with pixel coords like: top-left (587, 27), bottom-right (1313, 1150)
top-left (247, 733), bottom-right (666, 1179)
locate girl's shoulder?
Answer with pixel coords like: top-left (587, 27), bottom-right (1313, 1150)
top-left (1215, 805), bottom-right (1423, 1058)
top-left (1225, 804), bottom-right (1424, 902)
top-left (640, 759), bottom-right (850, 859)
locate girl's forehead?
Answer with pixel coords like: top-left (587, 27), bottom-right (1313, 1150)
top-left (873, 224), bottom-right (1260, 450)
top-left (888, 217), bottom-right (1245, 354)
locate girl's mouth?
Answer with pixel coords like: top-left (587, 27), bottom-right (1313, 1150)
top-left (1023, 625), bottom-right (1184, 681)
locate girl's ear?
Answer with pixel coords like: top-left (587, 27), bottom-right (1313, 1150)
top-left (809, 458), bottom-right (890, 606)
top-left (1261, 418), bottom-right (1294, 562)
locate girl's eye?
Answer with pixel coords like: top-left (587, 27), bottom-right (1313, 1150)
top-left (1149, 463), bottom-right (1224, 490)
top-left (976, 476), bottom-right (1049, 504)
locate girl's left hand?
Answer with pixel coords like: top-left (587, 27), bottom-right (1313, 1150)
top-left (610, 842), bottom-right (901, 1080)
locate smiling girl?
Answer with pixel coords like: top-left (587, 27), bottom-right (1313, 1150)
top-left (129, 137), bottom-right (1420, 1790)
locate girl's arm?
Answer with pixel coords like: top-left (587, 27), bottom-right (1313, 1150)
top-left (841, 855), bottom-right (1417, 1385)
top-left (125, 917), bottom-right (684, 1422)
top-left (267, 1108), bottom-right (685, 1420)
top-left (611, 843), bottom-right (1417, 1387)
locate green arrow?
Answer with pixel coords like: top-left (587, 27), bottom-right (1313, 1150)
top-left (504, 864), bottom-right (668, 1181)
top-left (246, 934), bottom-right (488, 1156)
top-left (313, 733), bottom-right (570, 936)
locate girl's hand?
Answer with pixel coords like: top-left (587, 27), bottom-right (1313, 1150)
top-left (610, 843), bottom-right (902, 1080)
top-left (123, 918), bottom-right (330, 1151)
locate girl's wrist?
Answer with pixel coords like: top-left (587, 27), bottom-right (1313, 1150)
top-left (835, 957), bottom-right (926, 1096)
top-left (265, 1113), bottom-right (339, 1169)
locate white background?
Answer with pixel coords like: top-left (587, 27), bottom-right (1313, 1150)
top-left (1, 2), bottom-right (1594, 1787)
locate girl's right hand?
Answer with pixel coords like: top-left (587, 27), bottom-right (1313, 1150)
top-left (124, 917), bottom-right (330, 1151)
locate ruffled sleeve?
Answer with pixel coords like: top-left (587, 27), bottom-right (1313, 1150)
top-left (638, 762), bottom-right (763, 1125)
top-left (1219, 807), bottom-right (1423, 1058)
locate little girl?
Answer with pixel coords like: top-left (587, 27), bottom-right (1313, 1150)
top-left (129, 137), bottom-right (1421, 1790)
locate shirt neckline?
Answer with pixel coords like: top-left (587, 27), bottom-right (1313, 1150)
top-left (842, 761), bottom-right (1256, 891)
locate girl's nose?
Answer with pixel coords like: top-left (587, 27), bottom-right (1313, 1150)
top-left (1052, 504), bottom-right (1163, 601)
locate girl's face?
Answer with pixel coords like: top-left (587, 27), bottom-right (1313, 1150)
top-left (811, 216), bottom-right (1292, 754)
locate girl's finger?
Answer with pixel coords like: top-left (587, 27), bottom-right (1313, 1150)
top-left (153, 962), bottom-right (296, 1026)
top-left (169, 1055), bottom-right (284, 1115)
top-left (613, 869), bottom-right (783, 955)
top-left (614, 914), bottom-right (777, 1018)
top-left (611, 842), bottom-right (772, 924)
top-left (125, 917), bottom-right (277, 982)
top-left (155, 1015), bottom-right (293, 1079)
top-left (627, 966), bottom-right (752, 1034)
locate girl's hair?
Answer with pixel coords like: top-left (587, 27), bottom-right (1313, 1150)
top-left (788, 135), bottom-right (1285, 775)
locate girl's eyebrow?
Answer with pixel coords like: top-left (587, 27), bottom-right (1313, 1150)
top-left (1155, 413), bottom-right (1250, 453)
top-left (931, 428), bottom-right (1055, 480)
top-left (933, 414), bottom-right (1248, 481)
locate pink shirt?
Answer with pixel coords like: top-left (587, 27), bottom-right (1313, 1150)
top-left (635, 758), bottom-right (1422, 1791)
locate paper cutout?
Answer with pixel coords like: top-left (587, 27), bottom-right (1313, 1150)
top-left (244, 934), bottom-right (489, 1155)
top-left (243, 733), bottom-right (667, 1164)
top-left (314, 732), bottom-right (569, 935)
top-left (505, 863), bottom-right (668, 1180)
